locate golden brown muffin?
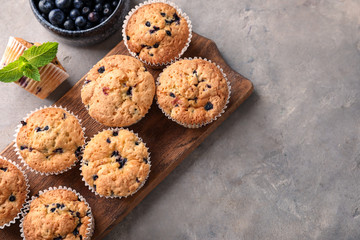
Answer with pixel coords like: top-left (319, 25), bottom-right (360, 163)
top-left (81, 55), bottom-right (155, 127)
top-left (0, 158), bottom-right (28, 228)
top-left (16, 107), bottom-right (85, 174)
top-left (156, 58), bottom-right (230, 127)
top-left (81, 129), bottom-right (150, 198)
top-left (125, 2), bottom-right (191, 65)
top-left (22, 188), bottom-right (93, 240)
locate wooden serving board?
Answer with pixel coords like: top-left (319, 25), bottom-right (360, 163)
top-left (0, 32), bottom-right (253, 239)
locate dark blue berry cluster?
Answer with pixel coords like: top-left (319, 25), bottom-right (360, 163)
top-left (37, 0), bottom-right (120, 30)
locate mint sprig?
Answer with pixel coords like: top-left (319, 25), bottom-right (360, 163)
top-left (0, 42), bottom-right (58, 83)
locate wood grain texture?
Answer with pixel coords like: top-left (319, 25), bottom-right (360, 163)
top-left (0, 32), bottom-right (253, 239)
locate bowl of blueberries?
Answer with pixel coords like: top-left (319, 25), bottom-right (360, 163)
top-left (29, 0), bottom-right (130, 46)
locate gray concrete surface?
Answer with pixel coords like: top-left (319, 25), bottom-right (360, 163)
top-left (1, 0), bottom-right (360, 239)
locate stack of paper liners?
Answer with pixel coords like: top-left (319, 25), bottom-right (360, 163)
top-left (0, 37), bottom-right (69, 99)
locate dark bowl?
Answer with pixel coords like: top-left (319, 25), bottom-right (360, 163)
top-left (29, 0), bottom-right (130, 46)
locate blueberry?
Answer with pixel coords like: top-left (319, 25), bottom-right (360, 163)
top-left (126, 35), bottom-right (130, 40)
top-left (76, 212), bottom-right (81, 217)
top-left (193, 70), bottom-right (197, 75)
top-left (103, 3), bottom-right (111, 9)
top-left (106, 138), bottom-right (111, 143)
top-left (53, 148), bottom-right (64, 153)
top-left (63, 113), bottom-right (67, 119)
top-left (73, 0), bottom-right (84, 9)
top-left (206, 84), bottom-right (212, 88)
top-left (100, 17), bottom-right (107, 23)
top-left (92, 175), bottom-right (98, 181)
top-left (38, 0), bottom-right (55, 14)
top-left (69, 8), bottom-right (80, 20)
top-left (170, 92), bottom-right (175, 98)
top-left (94, 3), bottom-right (103, 12)
top-left (116, 157), bottom-right (127, 169)
top-left (21, 120), bottom-right (27, 126)
top-left (111, 151), bottom-right (119, 157)
top-left (63, 19), bottom-right (75, 30)
top-left (111, 0), bottom-right (119, 7)
top-left (98, 66), bottom-right (105, 73)
top-left (143, 158), bottom-right (148, 164)
top-left (75, 16), bottom-right (86, 27)
top-left (88, 12), bottom-right (99, 23)
top-left (204, 102), bottom-right (213, 111)
top-left (81, 6), bottom-right (90, 15)
top-left (0, 167), bottom-right (7, 172)
top-left (166, 30), bottom-right (171, 36)
top-left (55, 0), bottom-right (72, 9)
top-left (48, 9), bottom-right (65, 25)
top-left (85, 21), bottom-right (94, 29)
top-left (145, 21), bottom-right (151, 27)
top-left (160, 12), bottom-right (166, 17)
top-left (135, 142), bottom-right (139, 145)
top-left (153, 42), bottom-right (159, 48)
top-left (136, 178), bottom-right (140, 183)
top-left (20, 146), bottom-right (28, 150)
top-left (43, 126), bottom-right (49, 131)
top-left (54, 236), bottom-right (63, 240)
top-left (126, 86), bottom-right (132, 96)
top-left (56, 203), bottom-right (61, 208)
top-left (149, 26), bottom-right (160, 34)
top-left (95, 0), bottom-right (105, 3)
top-left (103, 7), bottom-right (112, 16)
top-left (113, 131), bottom-right (118, 136)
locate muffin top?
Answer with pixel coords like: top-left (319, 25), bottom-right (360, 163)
top-left (157, 58), bottom-right (230, 127)
top-left (0, 158), bottom-right (28, 227)
top-left (81, 55), bottom-right (155, 127)
top-left (82, 129), bottom-right (150, 197)
top-left (125, 2), bottom-right (190, 65)
top-left (16, 107), bottom-right (85, 174)
top-left (22, 189), bottom-right (92, 240)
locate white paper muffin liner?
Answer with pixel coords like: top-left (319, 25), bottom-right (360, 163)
top-left (19, 186), bottom-right (95, 240)
top-left (122, 0), bottom-right (193, 68)
top-left (80, 127), bottom-right (151, 199)
top-left (14, 105), bottom-right (87, 176)
top-left (0, 156), bottom-right (30, 229)
top-left (0, 37), bottom-right (69, 99)
top-left (156, 57), bottom-right (232, 128)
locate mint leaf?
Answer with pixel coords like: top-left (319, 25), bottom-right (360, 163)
top-left (22, 42), bottom-right (58, 68)
top-left (21, 63), bottom-right (40, 81)
top-left (0, 58), bottom-right (27, 83)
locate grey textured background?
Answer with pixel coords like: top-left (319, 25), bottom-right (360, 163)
top-left (1, 0), bottom-right (360, 239)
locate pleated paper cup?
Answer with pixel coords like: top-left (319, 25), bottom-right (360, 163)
top-left (14, 105), bottom-right (86, 176)
top-left (156, 57), bottom-right (231, 128)
top-left (20, 186), bottom-right (94, 240)
top-left (122, 0), bottom-right (192, 68)
top-left (80, 128), bottom-right (151, 199)
top-left (0, 157), bottom-right (30, 229)
top-left (0, 36), bottom-right (69, 99)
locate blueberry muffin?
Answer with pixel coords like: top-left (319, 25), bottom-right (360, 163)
top-left (16, 107), bottom-right (85, 174)
top-left (0, 36), bottom-right (69, 99)
top-left (0, 158), bottom-right (28, 228)
top-left (22, 188), bottom-right (93, 240)
top-left (124, 2), bottom-right (191, 65)
top-left (156, 58), bottom-right (230, 127)
top-left (81, 129), bottom-right (150, 198)
top-left (81, 55), bottom-right (155, 127)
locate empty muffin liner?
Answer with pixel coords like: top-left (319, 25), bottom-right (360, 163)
top-left (80, 127), bottom-right (151, 199)
top-left (156, 57), bottom-right (232, 128)
top-left (0, 157), bottom-right (30, 229)
top-left (122, 0), bottom-right (193, 68)
top-left (14, 105), bottom-right (86, 176)
top-left (0, 36), bottom-right (69, 99)
top-left (19, 186), bottom-right (95, 240)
